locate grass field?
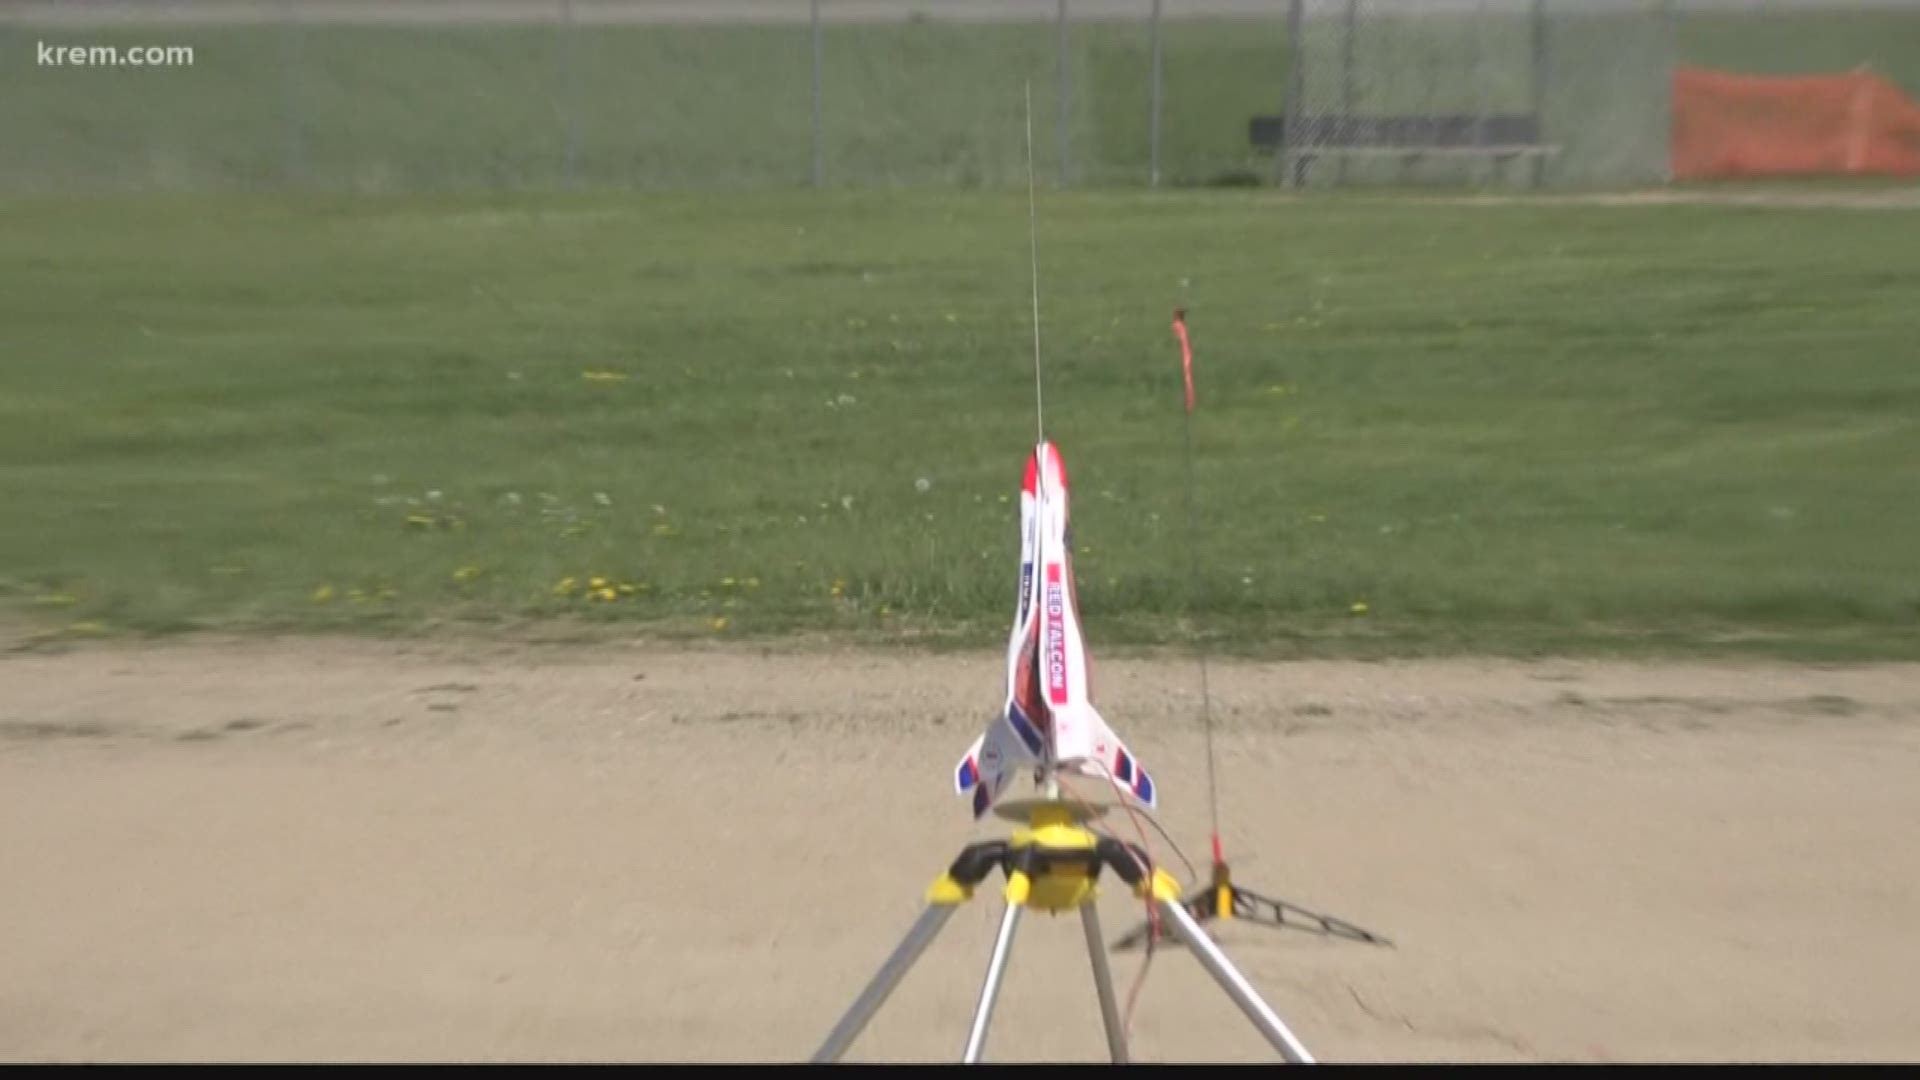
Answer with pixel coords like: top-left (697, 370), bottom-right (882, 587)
top-left (4, 11), bottom-right (1918, 193)
top-left (2, 189), bottom-right (1917, 657)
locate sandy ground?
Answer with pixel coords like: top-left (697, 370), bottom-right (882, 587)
top-left (3, 635), bottom-right (1918, 1063)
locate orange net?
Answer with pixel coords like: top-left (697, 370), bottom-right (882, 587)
top-left (1672, 64), bottom-right (1920, 180)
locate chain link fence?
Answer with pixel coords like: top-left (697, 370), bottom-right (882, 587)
top-left (0, 0), bottom-right (1914, 194)
top-left (1281, 0), bottom-right (1677, 189)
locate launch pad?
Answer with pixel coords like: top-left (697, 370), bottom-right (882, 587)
top-left (810, 797), bottom-right (1319, 1064)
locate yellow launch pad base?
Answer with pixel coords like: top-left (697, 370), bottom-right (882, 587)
top-left (810, 801), bottom-right (1318, 1064)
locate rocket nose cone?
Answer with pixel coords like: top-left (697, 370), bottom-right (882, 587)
top-left (1039, 442), bottom-right (1069, 494)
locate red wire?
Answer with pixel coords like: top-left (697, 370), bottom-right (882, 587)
top-left (1055, 770), bottom-right (1173, 1042)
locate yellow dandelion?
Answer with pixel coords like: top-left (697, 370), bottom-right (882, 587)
top-left (710, 616), bottom-right (729, 632)
top-left (595, 586), bottom-right (618, 602)
top-left (617, 582), bottom-right (636, 595)
top-left (589, 576), bottom-right (608, 590)
top-left (830, 579), bottom-right (847, 598)
top-left (553, 576), bottom-right (578, 596)
top-left (310, 584), bottom-right (335, 603)
top-left (1350, 601), bottom-right (1369, 616)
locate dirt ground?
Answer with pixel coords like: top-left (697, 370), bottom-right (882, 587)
top-left (3, 635), bottom-right (1917, 1063)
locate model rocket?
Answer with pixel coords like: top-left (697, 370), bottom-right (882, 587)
top-left (953, 441), bottom-right (1157, 819)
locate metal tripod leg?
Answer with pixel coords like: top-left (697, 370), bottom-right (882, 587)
top-left (961, 900), bottom-right (1023, 1063)
top-left (1157, 898), bottom-right (1316, 1064)
top-left (812, 904), bottom-right (958, 1063)
top-left (1079, 901), bottom-right (1129, 1063)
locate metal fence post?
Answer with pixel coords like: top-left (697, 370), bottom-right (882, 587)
top-left (1472, 0), bottom-right (1489, 184)
top-left (1660, 0), bottom-right (1677, 184)
top-left (1339, 0), bottom-right (1355, 186)
top-left (558, 0), bottom-right (580, 188)
top-left (811, 0), bottom-right (824, 187)
top-left (1281, 0), bottom-right (1302, 187)
top-left (1057, 0), bottom-right (1070, 187)
top-left (1149, 0), bottom-right (1163, 188)
top-left (1530, 0), bottom-right (1547, 188)
top-left (281, 0), bottom-right (304, 187)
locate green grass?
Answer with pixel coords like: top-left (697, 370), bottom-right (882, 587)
top-left (3, 10), bottom-right (1917, 194)
top-left (2, 190), bottom-right (1918, 658)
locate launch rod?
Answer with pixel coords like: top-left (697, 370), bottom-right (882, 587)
top-left (1025, 80), bottom-right (1046, 449)
top-left (1172, 309), bottom-right (1222, 863)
